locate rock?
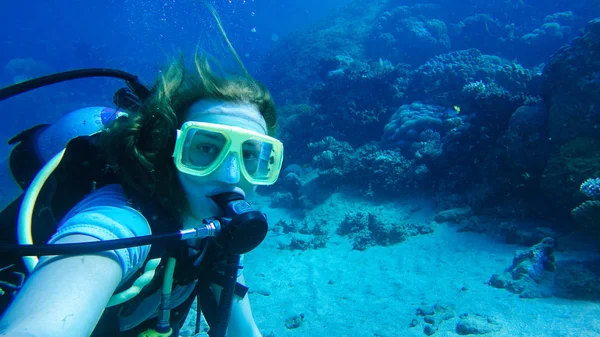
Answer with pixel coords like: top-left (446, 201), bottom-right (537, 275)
top-left (253, 287), bottom-right (271, 296)
top-left (488, 237), bottom-right (556, 298)
top-left (417, 306), bottom-right (435, 316)
top-left (456, 313), bottom-right (501, 335)
top-left (434, 303), bottom-right (456, 321)
top-left (424, 324), bottom-right (438, 336)
top-left (433, 207), bottom-right (472, 223)
top-left (284, 313), bottom-right (305, 329)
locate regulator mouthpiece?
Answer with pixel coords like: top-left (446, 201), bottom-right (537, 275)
top-left (210, 192), bottom-right (268, 254)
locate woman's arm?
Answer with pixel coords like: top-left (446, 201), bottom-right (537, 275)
top-left (0, 184), bottom-right (151, 337)
top-left (228, 274), bottom-right (262, 337)
top-left (0, 234), bottom-right (123, 337)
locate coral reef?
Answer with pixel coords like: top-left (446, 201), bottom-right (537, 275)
top-left (406, 48), bottom-right (537, 107)
top-left (542, 18), bottom-right (600, 142)
top-left (306, 137), bottom-right (420, 195)
top-left (366, 4), bottom-right (450, 65)
top-left (448, 14), bottom-right (513, 56)
top-left (337, 211), bottom-right (433, 250)
top-left (272, 219), bottom-right (330, 250)
top-left (541, 138), bottom-right (600, 218)
top-left (571, 177), bottom-right (600, 230)
top-left (309, 55), bottom-right (406, 146)
top-left (255, 2), bottom-right (600, 234)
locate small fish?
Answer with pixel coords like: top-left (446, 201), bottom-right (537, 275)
top-left (445, 105), bottom-right (461, 117)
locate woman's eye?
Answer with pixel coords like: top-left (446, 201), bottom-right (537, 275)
top-left (243, 151), bottom-right (258, 161)
top-left (197, 144), bottom-right (219, 154)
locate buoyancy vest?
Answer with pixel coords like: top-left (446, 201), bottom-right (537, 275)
top-left (0, 124), bottom-right (248, 336)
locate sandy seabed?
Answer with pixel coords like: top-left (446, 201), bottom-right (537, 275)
top-left (186, 192), bottom-right (600, 337)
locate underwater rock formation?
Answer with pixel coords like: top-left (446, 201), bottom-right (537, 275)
top-left (486, 236), bottom-right (600, 302)
top-left (272, 219), bottom-right (330, 250)
top-left (489, 237), bottom-right (556, 298)
top-left (337, 211), bottom-right (433, 250)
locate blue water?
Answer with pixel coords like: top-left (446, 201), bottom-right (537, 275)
top-left (2, 0), bottom-right (600, 336)
top-left (0, 0), bottom-right (351, 155)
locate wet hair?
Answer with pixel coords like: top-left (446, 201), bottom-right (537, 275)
top-left (99, 7), bottom-right (277, 219)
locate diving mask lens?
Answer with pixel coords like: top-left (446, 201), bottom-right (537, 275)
top-left (174, 122), bottom-right (283, 185)
top-left (181, 128), bottom-right (228, 172)
top-left (241, 139), bottom-right (277, 181)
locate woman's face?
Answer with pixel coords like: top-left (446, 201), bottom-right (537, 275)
top-left (177, 99), bottom-right (268, 221)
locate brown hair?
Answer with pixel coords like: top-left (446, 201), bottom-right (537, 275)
top-left (99, 9), bottom-right (277, 219)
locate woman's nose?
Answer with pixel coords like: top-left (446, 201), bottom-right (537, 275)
top-left (212, 152), bottom-right (241, 184)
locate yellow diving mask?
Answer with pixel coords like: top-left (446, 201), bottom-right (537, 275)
top-left (173, 121), bottom-right (284, 185)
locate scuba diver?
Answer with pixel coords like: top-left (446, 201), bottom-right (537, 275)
top-left (0, 6), bottom-right (282, 337)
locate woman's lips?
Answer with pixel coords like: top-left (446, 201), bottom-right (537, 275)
top-left (206, 186), bottom-right (246, 198)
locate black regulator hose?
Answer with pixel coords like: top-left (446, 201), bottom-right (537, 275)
top-left (0, 68), bottom-right (150, 101)
top-left (0, 232), bottom-right (181, 257)
top-left (209, 253), bottom-right (241, 337)
top-left (206, 192), bottom-right (269, 337)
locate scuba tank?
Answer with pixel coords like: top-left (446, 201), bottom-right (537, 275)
top-left (0, 106), bottom-right (127, 213)
top-left (0, 68), bottom-right (149, 214)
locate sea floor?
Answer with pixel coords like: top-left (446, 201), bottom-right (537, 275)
top-left (183, 192), bottom-right (600, 337)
